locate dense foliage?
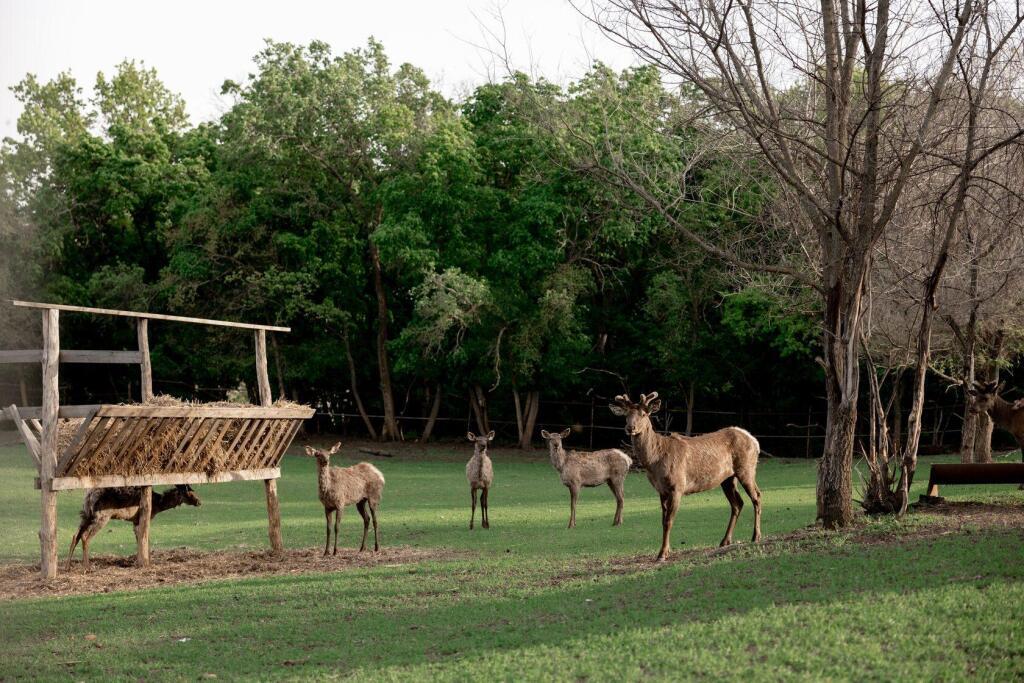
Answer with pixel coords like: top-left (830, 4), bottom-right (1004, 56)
top-left (0, 41), bottom-right (823, 448)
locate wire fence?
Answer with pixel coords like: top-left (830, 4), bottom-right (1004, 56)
top-left (0, 375), bottom-right (979, 458)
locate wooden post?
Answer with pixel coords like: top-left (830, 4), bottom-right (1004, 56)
top-left (138, 318), bottom-right (153, 401)
top-left (39, 309), bottom-right (60, 579)
top-left (136, 485), bottom-right (152, 566)
top-left (255, 329), bottom-right (283, 553)
top-left (255, 330), bottom-right (272, 407)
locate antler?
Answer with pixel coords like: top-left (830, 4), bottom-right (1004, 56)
top-left (613, 393), bottom-right (633, 406)
top-left (639, 391), bottom-right (659, 407)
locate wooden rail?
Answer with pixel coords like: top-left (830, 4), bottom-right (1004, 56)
top-left (0, 350), bottom-right (143, 364)
top-left (10, 300), bottom-right (290, 332)
top-left (38, 467), bottom-right (282, 491)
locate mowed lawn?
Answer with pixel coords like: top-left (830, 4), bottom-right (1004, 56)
top-left (1, 440), bottom-right (1023, 681)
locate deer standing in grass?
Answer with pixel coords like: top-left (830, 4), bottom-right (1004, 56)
top-left (466, 431), bottom-right (494, 529)
top-left (540, 428), bottom-right (632, 528)
top-left (967, 381), bottom-right (1024, 475)
top-left (610, 392), bottom-right (762, 561)
top-left (66, 485), bottom-right (202, 570)
top-left (305, 443), bottom-right (384, 555)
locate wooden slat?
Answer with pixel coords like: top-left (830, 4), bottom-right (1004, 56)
top-left (10, 300), bottom-right (291, 332)
top-left (43, 467), bottom-right (281, 491)
top-left (55, 408), bottom-right (99, 475)
top-left (249, 421), bottom-right (287, 469)
top-left (81, 417), bottom-right (122, 474)
top-left (0, 350), bottom-right (142, 364)
top-left (5, 405), bottom-right (41, 465)
top-left (0, 350), bottom-right (42, 363)
top-left (237, 419), bottom-right (273, 468)
top-left (178, 418), bottom-right (214, 468)
top-left (185, 418), bottom-right (231, 471)
top-left (171, 418), bottom-right (206, 459)
top-left (95, 405), bottom-right (314, 419)
top-left (86, 416), bottom-right (145, 476)
top-left (263, 419), bottom-right (301, 468)
top-left (5, 404), bottom-right (313, 421)
top-left (4, 405), bottom-right (103, 421)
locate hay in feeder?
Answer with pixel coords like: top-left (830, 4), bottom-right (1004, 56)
top-left (54, 395), bottom-right (307, 478)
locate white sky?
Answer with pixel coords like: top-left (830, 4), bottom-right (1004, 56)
top-left (0, 0), bottom-right (637, 140)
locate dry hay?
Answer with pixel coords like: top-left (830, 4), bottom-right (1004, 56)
top-left (55, 395), bottom-right (307, 478)
top-left (0, 546), bottom-right (464, 600)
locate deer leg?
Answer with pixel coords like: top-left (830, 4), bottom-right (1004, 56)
top-left (470, 487), bottom-right (478, 530)
top-left (65, 523), bottom-right (86, 570)
top-left (657, 491), bottom-right (681, 562)
top-left (323, 509), bottom-right (333, 556)
top-left (369, 501), bottom-right (380, 550)
top-left (738, 476), bottom-right (762, 542)
top-left (568, 485), bottom-right (579, 528)
top-left (333, 507), bottom-right (341, 555)
top-left (79, 518), bottom-right (106, 571)
top-left (608, 479), bottom-right (624, 526)
top-left (719, 477), bottom-right (743, 547)
top-left (356, 500), bottom-right (370, 552)
top-left (481, 487), bottom-right (490, 529)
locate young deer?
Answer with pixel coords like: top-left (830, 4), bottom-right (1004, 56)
top-left (66, 485), bottom-right (201, 570)
top-left (305, 443), bottom-right (384, 555)
top-left (610, 392), bottom-right (762, 561)
top-left (540, 428), bottom-right (632, 528)
top-left (466, 431), bottom-right (494, 530)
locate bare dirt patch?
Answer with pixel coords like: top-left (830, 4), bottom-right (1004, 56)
top-left (0, 545), bottom-right (465, 601)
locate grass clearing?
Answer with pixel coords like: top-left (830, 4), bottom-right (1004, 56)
top-left (1, 441), bottom-right (1022, 680)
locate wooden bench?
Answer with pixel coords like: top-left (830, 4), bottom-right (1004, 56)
top-left (925, 463), bottom-right (1024, 497)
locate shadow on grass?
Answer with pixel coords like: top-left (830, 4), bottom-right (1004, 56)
top-left (2, 525), bottom-right (1021, 679)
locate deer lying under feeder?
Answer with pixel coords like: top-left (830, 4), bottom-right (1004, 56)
top-left (66, 484), bottom-right (202, 570)
top-left (540, 428), bottom-right (632, 528)
top-left (305, 443), bottom-right (385, 555)
top-left (610, 392), bottom-right (762, 561)
top-left (466, 431), bottom-right (494, 529)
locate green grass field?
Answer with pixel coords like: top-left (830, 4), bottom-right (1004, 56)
top-left (1, 440), bottom-right (1023, 681)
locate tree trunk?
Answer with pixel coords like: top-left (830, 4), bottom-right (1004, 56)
top-left (974, 412), bottom-right (994, 463)
top-left (370, 239), bottom-right (399, 440)
top-left (343, 329), bottom-right (378, 440)
top-left (817, 267), bottom-right (865, 529)
top-left (512, 386), bottom-right (525, 442)
top-left (420, 383), bottom-right (442, 443)
top-left (684, 382), bottom-right (695, 436)
top-left (890, 375), bottom-right (902, 455)
top-left (520, 390), bottom-right (540, 449)
top-left (468, 387), bottom-right (488, 435)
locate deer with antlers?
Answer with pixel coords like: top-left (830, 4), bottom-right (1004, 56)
top-left (610, 392), bottom-right (762, 561)
top-left (967, 381), bottom-right (1024, 462)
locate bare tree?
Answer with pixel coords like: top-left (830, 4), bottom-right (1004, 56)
top-left (577, 0), bottom-right (1010, 527)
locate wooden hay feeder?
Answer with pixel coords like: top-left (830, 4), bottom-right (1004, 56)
top-left (2, 301), bottom-right (314, 578)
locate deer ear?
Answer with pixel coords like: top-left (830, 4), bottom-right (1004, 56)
top-left (540, 430), bottom-right (550, 439)
top-left (304, 445), bottom-right (316, 457)
top-left (997, 382), bottom-right (1006, 393)
top-left (467, 432), bottom-right (476, 441)
top-left (646, 399), bottom-right (662, 414)
top-left (486, 430), bottom-right (495, 441)
top-left (609, 404), bottom-right (627, 416)
top-left (329, 442), bottom-right (341, 455)
top-left (560, 428), bottom-right (571, 438)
